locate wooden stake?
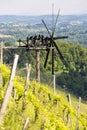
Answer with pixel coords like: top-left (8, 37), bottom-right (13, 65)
top-left (22, 118), bottom-right (29, 130)
top-left (67, 94), bottom-right (71, 125)
top-left (0, 45), bottom-right (3, 64)
top-left (0, 54), bottom-right (19, 125)
top-left (53, 74), bottom-right (56, 95)
top-left (0, 44), bottom-right (3, 87)
top-left (78, 97), bottom-right (81, 117)
top-left (26, 63), bottom-right (31, 86)
top-left (22, 64), bottom-right (31, 110)
top-left (36, 50), bottom-right (40, 83)
top-left (76, 97), bottom-right (81, 130)
top-left (67, 94), bottom-right (71, 105)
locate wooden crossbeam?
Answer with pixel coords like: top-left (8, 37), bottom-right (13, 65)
top-left (3, 46), bottom-right (54, 50)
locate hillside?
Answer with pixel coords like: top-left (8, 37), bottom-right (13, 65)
top-left (0, 14), bottom-right (87, 46)
top-left (3, 40), bottom-right (87, 100)
top-left (0, 64), bottom-right (87, 130)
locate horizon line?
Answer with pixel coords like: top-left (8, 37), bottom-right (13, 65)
top-left (0, 13), bottom-right (87, 16)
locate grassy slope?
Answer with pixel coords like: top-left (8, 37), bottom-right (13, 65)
top-left (56, 87), bottom-right (87, 113)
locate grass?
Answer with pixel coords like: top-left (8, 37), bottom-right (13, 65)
top-left (55, 86), bottom-right (87, 113)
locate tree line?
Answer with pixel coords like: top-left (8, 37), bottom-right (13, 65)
top-left (3, 40), bottom-right (87, 100)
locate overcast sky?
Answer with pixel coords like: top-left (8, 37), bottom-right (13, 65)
top-left (0, 0), bottom-right (87, 15)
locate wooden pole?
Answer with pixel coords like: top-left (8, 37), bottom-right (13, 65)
top-left (53, 74), bottom-right (56, 95)
top-left (0, 54), bottom-right (19, 125)
top-left (0, 44), bottom-right (3, 64)
top-left (67, 94), bottom-right (71, 125)
top-left (36, 50), bottom-right (40, 83)
top-left (67, 94), bottom-right (71, 105)
top-left (0, 44), bottom-right (3, 87)
top-left (76, 97), bottom-right (81, 130)
top-left (26, 63), bottom-right (31, 86)
top-left (22, 118), bottom-right (29, 130)
top-left (78, 97), bottom-right (81, 117)
top-left (22, 64), bottom-right (31, 110)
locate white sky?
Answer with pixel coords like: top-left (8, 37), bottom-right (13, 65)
top-left (0, 0), bottom-right (87, 15)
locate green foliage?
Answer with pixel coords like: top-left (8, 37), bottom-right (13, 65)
top-left (0, 60), bottom-right (87, 129)
top-left (55, 42), bottom-right (87, 99)
top-left (13, 77), bottom-right (25, 98)
top-left (1, 78), bottom-right (87, 130)
top-left (0, 64), bottom-right (10, 86)
top-left (56, 69), bottom-right (87, 99)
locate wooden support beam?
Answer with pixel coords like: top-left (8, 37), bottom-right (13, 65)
top-left (3, 46), bottom-right (51, 50)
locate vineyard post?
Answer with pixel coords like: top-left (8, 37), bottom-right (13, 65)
top-left (67, 94), bottom-right (71, 125)
top-left (53, 74), bottom-right (56, 95)
top-left (0, 42), bottom-right (3, 64)
top-left (22, 118), bottom-right (29, 130)
top-left (0, 43), bottom-right (3, 87)
top-left (36, 50), bottom-right (40, 83)
top-left (0, 54), bottom-right (19, 125)
top-left (76, 97), bottom-right (81, 130)
top-left (67, 93), bottom-right (71, 105)
top-left (22, 63), bottom-right (31, 110)
top-left (26, 63), bottom-right (31, 86)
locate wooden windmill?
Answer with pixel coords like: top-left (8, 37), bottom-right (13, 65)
top-left (42, 9), bottom-right (68, 75)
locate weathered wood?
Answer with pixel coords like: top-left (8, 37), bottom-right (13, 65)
top-left (3, 46), bottom-right (53, 50)
top-left (0, 54), bottom-right (19, 125)
top-left (76, 97), bottom-right (81, 130)
top-left (53, 75), bottom-right (56, 95)
top-left (78, 97), bottom-right (81, 117)
top-left (36, 50), bottom-right (40, 83)
top-left (0, 44), bottom-right (3, 87)
top-left (22, 64), bottom-right (31, 110)
top-left (67, 94), bottom-right (71, 105)
top-left (66, 94), bottom-right (71, 125)
top-left (22, 118), bottom-right (29, 130)
top-left (0, 45), bottom-right (3, 64)
top-left (26, 63), bottom-right (31, 86)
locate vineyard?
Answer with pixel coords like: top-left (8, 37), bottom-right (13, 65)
top-left (0, 63), bottom-right (87, 130)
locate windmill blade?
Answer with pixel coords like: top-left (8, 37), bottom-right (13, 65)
top-left (53, 36), bottom-right (68, 40)
top-left (52, 9), bottom-right (60, 37)
top-left (42, 19), bottom-right (51, 37)
top-left (42, 19), bottom-right (52, 68)
top-left (44, 49), bottom-right (50, 68)
top-left (53, 41), bottom-right (64, 60)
